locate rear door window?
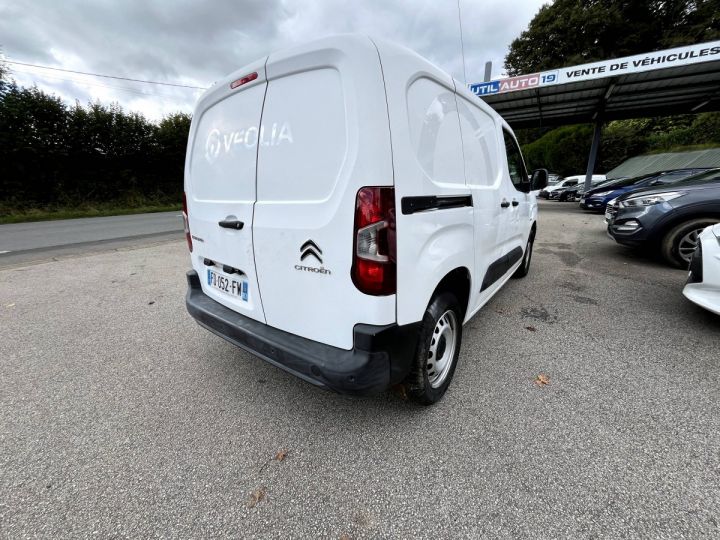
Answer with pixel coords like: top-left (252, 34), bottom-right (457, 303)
top-left (256, 68), bottom-right (346, 202)
top-left (190, 83), bottom-right (267, 202)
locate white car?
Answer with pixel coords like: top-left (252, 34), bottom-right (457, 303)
top-left (540, 174), bottom-right (606, 199)
top-left (183, 35), bottom-right (547, 404)
top-left (683, 224), bottom-right (720, 315)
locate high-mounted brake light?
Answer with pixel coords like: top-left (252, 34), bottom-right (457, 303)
top-left (352, 187), bottom-right (396, 296)
top-left (230, 72), bottom-right (258, 89)
top-left (182, 192), bottom-right (193, 252)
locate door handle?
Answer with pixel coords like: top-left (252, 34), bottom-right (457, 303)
top-left (500, 200), bottom-right (510, 208)
top-left (218, 218), bottom-right (244, 230)
top-left (512, 199), bottom-right (519, 207)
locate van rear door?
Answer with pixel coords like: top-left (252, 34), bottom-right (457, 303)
top-left (252, 36), bottom-right (396, 350)
top-left (185, 58), bottom-right (267, 323)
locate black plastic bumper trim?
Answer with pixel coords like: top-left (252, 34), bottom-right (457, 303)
top-left (185, 270), bottom-right (419, 395)
top-left (688, 243), bottom-right (703, 283)
top-left (480, 246), bottom-right (523, 291)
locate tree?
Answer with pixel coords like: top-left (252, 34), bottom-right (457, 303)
top-left (0, 49), bottom-right (8, 93)
top-left (505, 0), bottom-right (720, 76)
top-left (0, 79), bottom-right (191, 209)
top-left (521, 124), bottom-right (594, 175)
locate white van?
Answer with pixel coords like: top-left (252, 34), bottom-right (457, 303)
top-left (184, 35), bottom-right (548, 404)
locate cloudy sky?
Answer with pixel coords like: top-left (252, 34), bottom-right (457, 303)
top-left (0, 0), bottom-right (546, 122)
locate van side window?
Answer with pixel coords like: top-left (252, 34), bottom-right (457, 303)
top-left (407, 78), bottom-right (465, 186)
top-left (502, 129), bottom-right (528, 189)
top-left (456, 96), bottom-right (499, 187)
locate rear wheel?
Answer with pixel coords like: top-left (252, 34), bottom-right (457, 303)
top-left (404, 292), bottom-right (463, 405)
top-left (660, 218), bottom-right (719, 268)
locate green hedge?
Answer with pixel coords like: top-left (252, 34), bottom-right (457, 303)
top-left (521, 113), bottom-right (720, 176)
top-left (0, 81), bottom-right (190, 210)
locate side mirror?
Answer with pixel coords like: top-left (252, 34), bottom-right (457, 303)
top-left (531, 169), bottom-right (549, 191)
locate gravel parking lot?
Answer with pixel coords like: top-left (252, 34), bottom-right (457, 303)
top-left (1, 201), bottom-right (719, 538)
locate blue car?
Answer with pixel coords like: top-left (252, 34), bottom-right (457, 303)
top-left (579, 168), bottom-right (710, 212)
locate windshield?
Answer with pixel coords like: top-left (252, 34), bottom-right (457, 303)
top-left (669, 168), bottom-right (720, 187)
top-left (600, 173), bottom-right (658, 189)
top-left (601, 169), bottom-right (711, 191)
top-left (642, 169), bottom-right (710, 187)
top-left (591, 178), bottom-right (627, 190)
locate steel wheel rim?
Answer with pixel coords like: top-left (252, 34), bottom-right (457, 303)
top-left (426, 310), bottom-right (458, 388)
top-left (678, 229), bottom-right (703, 263)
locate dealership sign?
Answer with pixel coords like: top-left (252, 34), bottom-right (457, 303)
top-left (470, 40), bottom-right (720, 97)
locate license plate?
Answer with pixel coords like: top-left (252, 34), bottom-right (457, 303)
top-left (207, 269), bottom-right (248, 301)
top-left (604, 211), bottom-right (612, 221)
top-left (580, 198), bottom-right (585, 203)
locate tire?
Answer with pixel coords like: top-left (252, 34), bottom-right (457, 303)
top-left (404, 292), bottom-right (463, 405)
top-left (660, 218), bottom-right (719, 268)
top-left (559, 193), bottom-right (568, 202)
top-left (512, 231), bottom-right (535, 278)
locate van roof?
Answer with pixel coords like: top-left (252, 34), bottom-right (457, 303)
top-left (196, 33), bottom-right (508, 133)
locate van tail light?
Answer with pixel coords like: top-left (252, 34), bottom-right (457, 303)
top-left (352, 187), bottom-right (396, 296)
top-left (182, 192), bottom-right (193, 253)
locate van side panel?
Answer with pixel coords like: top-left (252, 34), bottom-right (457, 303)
top-left (374, 39), bottom-right (475, 326)
top-left (253, 35), bottom-right (395, 350)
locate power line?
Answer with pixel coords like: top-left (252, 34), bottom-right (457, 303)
top-left (10, 67), bottom-right (190, 99)
top-left (4, 59), bottom-right (207, 90)
top-left (10, 64), bottom-right (194, 96)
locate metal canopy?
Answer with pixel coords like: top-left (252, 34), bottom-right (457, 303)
top-left (473, 42), bottom-right (720, 129)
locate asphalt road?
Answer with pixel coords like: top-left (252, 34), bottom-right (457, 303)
top-left (0, 212), bottom-right (183, 268)
top-left (1, 201), bottom-right (719, 538)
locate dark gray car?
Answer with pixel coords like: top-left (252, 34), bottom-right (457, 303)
top-left (606, 169), bottom-right (720, 267)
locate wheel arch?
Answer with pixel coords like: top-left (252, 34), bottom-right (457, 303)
top-left (649, 210), bottom-right (720, 246)
top-left (431, 267), bottom-right (471, 321)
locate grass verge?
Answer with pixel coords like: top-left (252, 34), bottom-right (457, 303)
top-left (0, 204), bottom-right (182, 225)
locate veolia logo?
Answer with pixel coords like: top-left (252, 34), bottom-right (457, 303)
top-left (205, 128), bottom-right (222, 162)
top-left (205, 122), bottom-right (293, 163)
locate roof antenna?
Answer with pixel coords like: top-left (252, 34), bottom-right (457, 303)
top-left (457, 0), bottom-right (468, 85)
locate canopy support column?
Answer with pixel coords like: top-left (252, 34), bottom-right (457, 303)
top-left (584, 109), bottom-right (604, 191)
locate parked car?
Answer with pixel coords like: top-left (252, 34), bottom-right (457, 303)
top-left (182, 35), bottom-right (548, 404)
top-left (541, 174), bottom-right (605, 200)
top-left (532, 172), bottom-right (561, 197)
top-left (580, 168), bottom-right (709, 212)
top-left (684, 224), bottom-right (720, 315)
top-left (555, 176), bottom-right (608, 201)
top-left (606, 169), bottom-right (720, 267)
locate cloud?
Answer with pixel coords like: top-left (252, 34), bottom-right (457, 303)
top-left (0, 0), bottom-right (544, 121)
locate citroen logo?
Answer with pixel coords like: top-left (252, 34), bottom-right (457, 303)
top-left (300, 240), bottom-right (322, 263)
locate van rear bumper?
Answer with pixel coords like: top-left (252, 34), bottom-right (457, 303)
top-left (185, 270), bottom-right (418, 395)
